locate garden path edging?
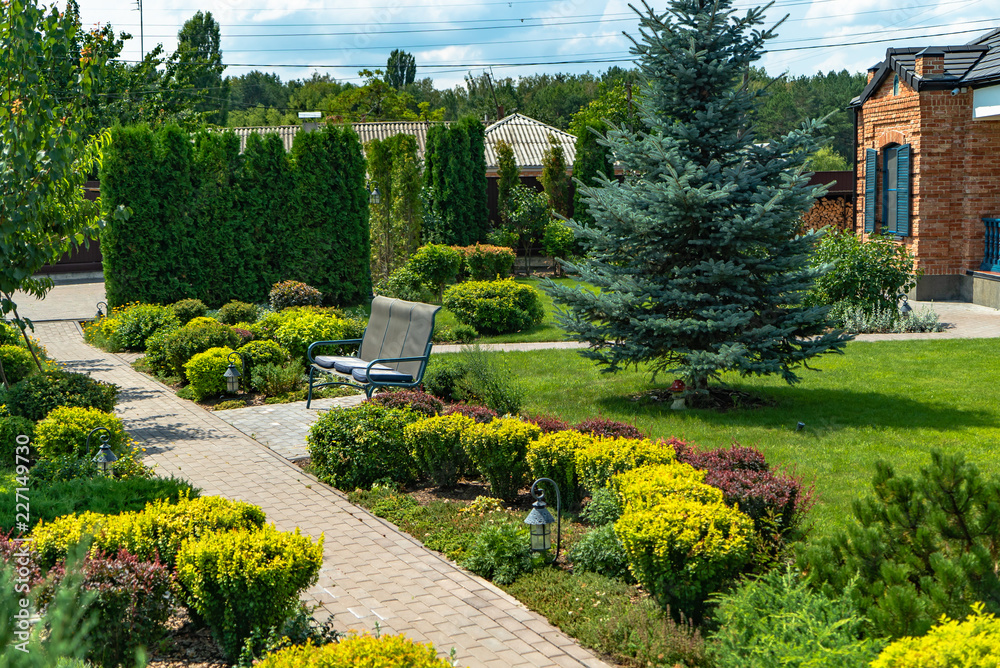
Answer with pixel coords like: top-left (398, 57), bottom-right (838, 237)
top-left (30, 321), bottom-right (613, 668)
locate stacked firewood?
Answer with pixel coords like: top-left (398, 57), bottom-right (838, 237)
top-left (799, 196), bottom-right (852, 234)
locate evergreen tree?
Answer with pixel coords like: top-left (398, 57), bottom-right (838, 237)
top-left (495, 138), bottom-right (519, 226)
top-left (544, 0), bottom-right (851, 401)
top-left (386, 49), bottom-right (416, 89)
top-left (540, 134), bottom-right (572, 217)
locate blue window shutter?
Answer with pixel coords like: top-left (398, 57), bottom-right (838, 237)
top-left (895, 144), bottom-right (911, 236)
top-left (864, 149), bottom-right (877, 233)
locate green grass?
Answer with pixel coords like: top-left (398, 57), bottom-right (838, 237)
top-left (434, 276), bottom-right (596, 344)
top-left (485, 337), bottom-right (1000, 538)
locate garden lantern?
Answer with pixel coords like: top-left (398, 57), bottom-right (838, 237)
top-left (223, 352), bottom-right (243, 393)
top-left (88, 427), bottom-right (117, 477)
top-left (669, 379), bottom-right (686, 410)
top-left (524, 478), bottom-right (561, 562)
top-left (899, 294), bottom-right (913, 315)
top-left (368, 184), bottom-right (381, 205)
top-left (95, 301), bottom-right (108, 319)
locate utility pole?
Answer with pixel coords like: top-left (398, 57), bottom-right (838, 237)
top-left (134, 0), bottom-right (144, 57)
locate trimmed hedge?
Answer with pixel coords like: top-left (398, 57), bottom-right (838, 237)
top-left (34, 406), bottom-right (129, 460)
top-left (423, 117), bottom-right (489, 246)
top-left (1, 371), bottom-right (118, 422)
top-left (461, 417), bottom-right (541, 502)
top-left (256, 632), bottom-right (455, 668)
top-left (100, 124), bottom-right (371, 308)
top-left (442, 279), bottom-right (545, 334)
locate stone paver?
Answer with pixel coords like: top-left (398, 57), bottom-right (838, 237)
top-left (32, 321), bottom-right (613, 668)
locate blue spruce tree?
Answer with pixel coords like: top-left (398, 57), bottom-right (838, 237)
top-left (545, 0), bottom-right (851, 403)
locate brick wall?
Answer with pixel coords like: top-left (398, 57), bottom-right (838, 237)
top-left (855, 72), bottom-right (1000, 277)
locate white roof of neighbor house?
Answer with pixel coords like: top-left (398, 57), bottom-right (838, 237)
top-left (484, 113), bottom-right (576, 173)
top-left (228, 113), bottom-right (578, 173)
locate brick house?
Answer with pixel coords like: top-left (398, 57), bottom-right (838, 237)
top-left (849, 28), bottom-right (1000, 308)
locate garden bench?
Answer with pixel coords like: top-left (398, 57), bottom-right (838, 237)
top-left (305, 295), bottom-right (440, 408)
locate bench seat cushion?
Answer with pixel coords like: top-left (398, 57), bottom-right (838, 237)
top-left (332, 359), bottom-right (391, 375)
top-left (313, 355), bottom-right (360, 370)
top-left (351, 367), bottom-right (413, 384)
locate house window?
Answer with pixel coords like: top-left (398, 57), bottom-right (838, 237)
top-left (864, 143), bottom-right (911, 236)
top-left (893, 74), bottom-right (900, 96)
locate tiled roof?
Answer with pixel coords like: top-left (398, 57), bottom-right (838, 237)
top-left (484, 113), bottom-right (576, 173)
top-left (851, 27), bottom-right (1000, 107)
top-left (228, 122), bottom-right (448, 157)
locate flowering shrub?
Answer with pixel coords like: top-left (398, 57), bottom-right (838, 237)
top-left (442, 279), bottom-right (544, 334)
top-left (575, 417), bottom-right (645, 439)
top-left (269, 280), bottom-right (323, 311)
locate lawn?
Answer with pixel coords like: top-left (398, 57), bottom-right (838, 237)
top-left (433, 276), bottom-right (597, 344)
top-left (474, 337), bottom-right (1000, 537)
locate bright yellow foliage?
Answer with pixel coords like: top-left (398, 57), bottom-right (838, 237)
top-left (256, 633), bottom-right (457, 667)
top-left (574, 435), bottom-right (676, 493)
top-left (871, 602), bottom-right (1000, 668)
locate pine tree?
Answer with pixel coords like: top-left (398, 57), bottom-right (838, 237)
top-left (544, 0), bottom-right (851, 401)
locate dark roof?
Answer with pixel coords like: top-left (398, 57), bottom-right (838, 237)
top-left (850, 27), bottom-right (1000, 107)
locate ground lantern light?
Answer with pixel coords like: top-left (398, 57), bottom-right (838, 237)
top-left (88, 427), bottom-right (117, 477)
top-left (223, 352), bottom-right (244, 393)
top-left (524, 478), bottom-right (562, 562)
top-left (366, 181), bottom-right (381, 205)
top-left (95, 301), bottom-right (108, 319)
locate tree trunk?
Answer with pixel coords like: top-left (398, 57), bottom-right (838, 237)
top-left (10, 301), bottom-right (45, 373)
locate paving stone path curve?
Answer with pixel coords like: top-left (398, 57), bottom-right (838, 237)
top-left (32, 321), bottom-right (613, 668)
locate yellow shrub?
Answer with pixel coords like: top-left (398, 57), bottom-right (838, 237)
top-left (526, 430), bottom-right (593, 510)
top-left (871, 602), bottom-right (1000, 668)
top-left (405, 413), bottom-right (474, 488)
top-left (460, 417), bottom-right (541, 502)
top-left (33, 406), bottom-right (129, 460)
top-left (176, 524), bottom-right (325, 660)
top-left (256, 633), bottom-right (456, 667)
top-left (612, 462), bottom-right (719, 508)
top-left (575, 435), bottom-right (676, 493)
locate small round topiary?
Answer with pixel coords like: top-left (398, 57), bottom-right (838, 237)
top-left (2, 371), bottom-right (119, 422)
top-left (34, 406), bottom-right (129, 460)
top-left (237, 339), bottom-right (289, 368)
top-left (269, 280), bottom-right (323, 311)
top-left (216, 300), bottom-right (261, 325)
top-left (171, 298), bottom-right (208, 325)
top-left (442, 278), bottom-right (545, 334)
top-left (0, 344), bottom-right (35, 385)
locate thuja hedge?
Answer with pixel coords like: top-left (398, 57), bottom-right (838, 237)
top-left (100, 124), bottom-right (371, 308)
top-left (423, 116), bottom-right (488, 246)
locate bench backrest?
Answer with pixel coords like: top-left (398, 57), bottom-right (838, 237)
top-left (360, 296), bottom-right (440, 377)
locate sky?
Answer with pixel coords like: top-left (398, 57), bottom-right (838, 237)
top-left (66, 0), bottom-right (1000, 90)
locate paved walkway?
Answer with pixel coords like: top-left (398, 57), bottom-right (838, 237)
top-left (32, 321), bottom-right (613, 668)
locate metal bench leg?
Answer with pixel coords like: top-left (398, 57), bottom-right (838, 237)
top-left (307, 366), bottom-right (315, 409)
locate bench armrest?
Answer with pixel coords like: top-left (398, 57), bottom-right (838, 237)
top-left (307, 338), bottom-right (363, 364)
top-left (360, 356), bottom-right (430, 383)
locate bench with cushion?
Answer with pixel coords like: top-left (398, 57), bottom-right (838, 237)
top-left (306, 295), bottom-right (441, 408)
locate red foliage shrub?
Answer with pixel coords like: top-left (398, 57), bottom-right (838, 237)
top-left (231, 327), bottom-right (254, 346)
top-left (0, 529), bottom-right (44, 589)
top-left (574, 417), bottom-right (644, 439)
top-left (367, 390), bottom-right (444, 417)
top-left (525, 413), bottom-right (571, 434)
top-left (674, 443), bottom-right (768, 473)
top-left (442, 403), bottom-right (498, 424)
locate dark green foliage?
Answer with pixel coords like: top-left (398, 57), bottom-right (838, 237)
top-left (32, 548), bottom-right (175, 668)
top-left (162, 319), bottom-right (241, 378)
top-left (800, 450), bottom-right (1000, 639)
top-left (454, 344), bottom-right (524, 415)
top-left (307, 403), bottom-right (423, 490)
top-left (806, 231), bottom-right (918, 317)
top-left (540, 135), bottom-right (572, 217)
top-left (0, 415), bottom-right (35, 465)
top-left (1, 371), bottom-right (118, 422)
top-left (367, 131), bottom-right (422, 283)
top-left (581, 487), bottom-right (622, 527)
top-left (100, 124), bottom-right (371, 308)
top-left (407, 244), bottom-right (461, 300)
top-left (545, 0), bottom-right (851, 398)
top-left (386, 49), bottom-right (416, 89)
top-left (216, 301), bottom-right (261, 325)
top-left (171, 298), bottom-right (208, 325)
top-left (495, 139), bottom-right (519, 226)
top-left (568, 524), bottom-right (633, 582)
top-left (0, 475), bottom-right (198, 533)
top-left (710, 565), bottom-right (886, 667)
top-left (422, 117), bottom-right (488, 245)
top-left (442, 279), bottom-right (544, 335)
top-left (420, 355), bottom-right (468, 402)
top-left (460, 517), bottom-right (535, 585)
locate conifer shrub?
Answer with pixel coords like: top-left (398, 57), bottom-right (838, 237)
top-left (255, 632), bottom-right (454, 668)
top-left (367, 389), bottom-right (444, 417)
top-left (175, 525), bottom-right (324, 660)
top-left (871, 602), bottom-right (1000, 668)
top-left (441, 403), bottom-right (497, 424)
top-left (269, 280), bottom-right (322, 311)
top-left (171, 298), bottom-right (208, 325)
top-left (1, 371), bottom-right (118, 422)
top-left (34, 406), bottom-right (129, 460)
top-left (216, 300), bottom-right (261, 325)
top-left (614, 464), bottom-right (754, 621)
top-left (575, 417), bottom-right (644, 439)
top-left (460, 517), bottom-right (535, 585)
top-left (574, 436), bottom-right (675, 494)
top-left (800, 450), bottom-right (1000, 639)
top-left (33, 548), bottom-right (176, 668)
top-left (442, 279), bottom-right (544, 334)
top-left (307, 404), bottom-right (423, 490)
top-left (184, 347), bottom-right (242, 400)
top-left (162, 319), bottom-right (241, 378)
top-left (113, 303), bottom-right (180, 350)
top-left (404, 413), bottom-right (473, 489)
top-left (526, 430), bottom-right (588, 510)
top-left (0, 344), bottom-right (35, 385)
top-left (460, 417), bottom-right (541, 502)
top-left (29, 493), bottom-right (267, 571)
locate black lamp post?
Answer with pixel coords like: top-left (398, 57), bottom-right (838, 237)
top-left (223, 352), bottom-right (246, 394)
top-left (524, 478), bottom-right (562, 563)
top-left (87, 427), bottom-right (118, 477)
top-left (366, 181), bottom-right (381, 205)
top-left (95, 301), bottom-right (108, 319)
